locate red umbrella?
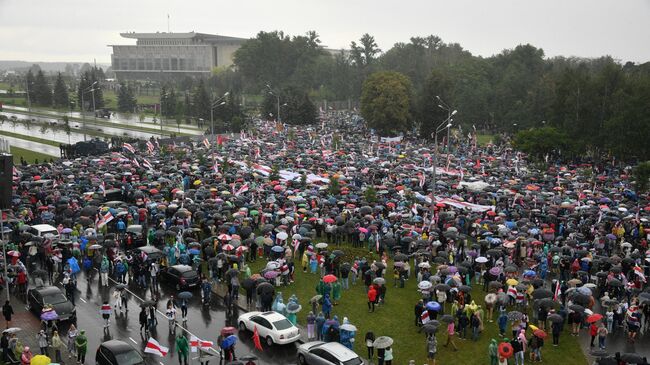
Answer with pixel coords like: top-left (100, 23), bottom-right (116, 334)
top-left (587, 313), bottom-right (603, 323)
top-left (222, 244), bottom-right (235, 251)
top-left (323, 274), bottom-right (338, 284)
top-left (533, 329), bottom-right (547, 339)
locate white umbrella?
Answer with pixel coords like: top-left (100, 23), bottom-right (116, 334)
top-left (277, 232), bottom-right (288, 241)
top-left (418, 262), bottom-right (431, 269)
top-left (476, 257), bottom-right (488, 263)
top-left (315, 242), bottom-right (328, 249)
top-left (418, 281), bottom-right (433, 290)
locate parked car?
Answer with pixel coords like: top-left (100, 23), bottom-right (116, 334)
top-left (238, 311), bottom-right (301, 346)
top-left (126, 225), bottom-right (145, 247)
top-left (96, 340), bottom-right (145, 365)
top-left (159, 264), bottom-right (200, 290)
top-left (27, 286), bottom-right (76, 322)
top-left (29, 224), bottom-right (59, 239)
top-left (297, 341), bottom-right (363, 365)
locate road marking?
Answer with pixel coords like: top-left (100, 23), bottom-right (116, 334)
top-left (79, 298), bottom-right (87, 303)
top-left (129, 337), bottom-right (137, 344)
top-left (160, 362), bottom-right (165, 365)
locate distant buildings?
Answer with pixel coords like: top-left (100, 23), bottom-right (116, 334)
top-left (109, 32), bottom-right (247, 81)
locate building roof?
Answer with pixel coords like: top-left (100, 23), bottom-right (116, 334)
top-left (120, 32), bottom-right (247, 42)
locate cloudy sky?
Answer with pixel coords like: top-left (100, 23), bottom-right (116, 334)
top-left (1, 0), bottom-right (648, 64)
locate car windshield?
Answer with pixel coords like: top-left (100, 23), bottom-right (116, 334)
top-left (272, 319), bottom-right (293, 330)
top-left (43, 293), bottom-right (68, 305)
top-left (115, 350), bottom-right (144, 365)
top-left (181, 271), bottom-right (196, 278)
top-left (343, 357), bottom-right (363, 365)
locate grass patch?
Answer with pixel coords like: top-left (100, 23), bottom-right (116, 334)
top-left (9, 146), bottom-right (55, 164)
top-left (245, 243), bottom-right (587, 365)
top-left (476, 134), bottom-right (494, 146)
top-left (0, 129), bottom-right (62, 147)
top-left (103, 90), bottom-right (162, 111)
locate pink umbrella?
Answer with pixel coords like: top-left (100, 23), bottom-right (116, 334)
top-left (222, 244), bottom-right (235, 251)
top-left (358, 227), bottom-right (369, 234)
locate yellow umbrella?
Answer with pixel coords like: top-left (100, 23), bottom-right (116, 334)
top-left (506, 278), bottom-right (519, 286)
top-left (30, 355), bottom-right (51, 365)
top-left (528, 324), bottom-right (539, 331)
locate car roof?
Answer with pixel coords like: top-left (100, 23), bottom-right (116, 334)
top-left (317, 342), bottom-right (359, 361)
top-left (171, 265), bottom-right (194, 272)
top-left (33, 286), bottom-right (63, 295)
top-left (100, 340), bottom-right (137, 354)
top-left (257, 311), bottom-right (289, 321)
top-left (30, 224), bottom-right (58, 231)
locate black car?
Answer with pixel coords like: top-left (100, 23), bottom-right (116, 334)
top-left (160, 264), bottom-right (200, 290)
top-left (96, 340), bottom-right (144, 365)
top-left (27, 286), bottom-right (76, 322)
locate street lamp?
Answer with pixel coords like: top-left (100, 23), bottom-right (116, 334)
top-left (210, 92), bottom-right (229, 136)
top-left (436, 95), bottom-right (456, 152)
top-left (81, 81), bottom-right (98, 118)
top-left (0, 210), bottom-right (10, 300)
top-left (266, 84), bottom-right (280, 123)
top-left (429, 109), bottom-right (454, 217)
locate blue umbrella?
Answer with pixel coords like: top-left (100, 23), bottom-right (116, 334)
top-left (188, 248), bottom-right (201, 255)
top-left (221, 335), bottom-right (237, 349)
top-left (425, 301), bottom-right (441, 312)
top-left (178, 291), bottom-right (193, 300)
top-left (67, 258), bottom-right (80, 274)
top-left (523, 270), bottom-right (536, 277)
top-left (271, 245), bottom-right (285, 253)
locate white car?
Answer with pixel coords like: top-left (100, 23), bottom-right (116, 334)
top-left (297, 341), bottom-right (363, 365)
top-left (238, 311), bottom-right (301, 346)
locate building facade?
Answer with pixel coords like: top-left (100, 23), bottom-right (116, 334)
top-left (110, 32), bottom-right (246, 81)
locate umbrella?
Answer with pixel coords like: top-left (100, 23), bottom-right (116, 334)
top-left (505, 278), bottom-right (519, 286)
top-left (221, 335), bottom-right (237, 349)
top-left (263, 271), bottom-right (279, 279)
top-left (422, 323), bottom-right (439, 334)
top-left (341, 323), bottom-right (358, 332)
top-left (459, 285), bottom-right (472, 293)
top-left (310, 295), bottom-right (323, 303)
top-left (115, 283), bottom-right (127, 290)
top-left (548, 314), bottom-right (564, 323)
top-left (587, 313), bottom-right (603, 323)
top-left (533, 329), bottom-right (547, 339)
top-left (569, 304), bottom-right (585, 313)
top-left (140, 300), bottom-right (155, 307)
top-left (256, 282), bottom-right (274, 295)
top-left (178, 291), bottom-right (193, 300)
top-left (239, 355), bottom-right (258, 361)
top-left (266, 261), bottom-right (281, 270)
top-left (373, 277), bottom-right (386, 285)
top-left (286, 303), bottom-right (302, 314)
top-left (30, 355), bottom-right (51, 365)
top-left (225, 268), bottom-right (239, 278)
top-left (271, 245), bottom-right (285, 253)
top-left (332, 250), bottom-right (345, 257)
top-left (2, 327), bottom-right (20, 334)
top-left (88, 244), bottom-right (103, 250)
top-left (620, 353), bottom-right (645, 364)
top-left (489, 281), bottom-right (503, 290)
top-left (323, 274), bottom-right (337, 283)
top-left (489, 267), bottom-right (502, 276)
top-left (418, 281), bottom-right (433, 290)
top-left (242, 278), bottom-right (255, 290)
top-left (315, 242), bottom-right (328, 249)
top-left (372, 336), bottom-right (393, 349)
top-left (537, 298), bottom-right (556, 308)
top-left (418, 262), bottom-right (431, 269)
top-left (476, 256), bottom-right (488, 263)
top-left (485, 293), bottom-right (497, 305)
top-left (425, 301), bottom-right (441, 312)
top-left (507, 311), bottom-right (523, 321)
top-left (532, 288), bottom-right (553, 300)
top-left (40, 309), bottom-right (58, 321)
top-left (435, 284), bottom-right (450, 292)
top-left (439, 314), bottom-right (454, 323)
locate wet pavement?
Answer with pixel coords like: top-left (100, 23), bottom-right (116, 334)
top-left (34, 270), bottom-right (301, 365)
top-left (1, 134), bottom-right (60, 156)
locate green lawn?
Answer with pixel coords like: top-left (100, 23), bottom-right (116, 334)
top-left (9, 146), bottom-right (55, 164)
top-left (103, 90), bottom-right (161, 111)
top-left (476, 134), bottom-right (494, 146)
top-left (245, 244), bottom-right (587, 365)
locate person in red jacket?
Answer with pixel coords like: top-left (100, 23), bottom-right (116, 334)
top-left (367, 285), bottom-right (377, 313)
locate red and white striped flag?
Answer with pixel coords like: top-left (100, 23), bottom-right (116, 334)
top-left (146, 141), bottom-right (155, 153)
top-left (100, 303), bottom-right (112, 315)
top-left (97, 211), bottom-right (114, 228)
top-left (235, 184), bottom-right (249, 197)
top-left (142, 158), bottom-right (153, 170)
top-left (411, 203), bottom-right (418, 216)
top-left (100, 181), bottom-right (106, 197)
top-left (202, 138), bottom-right (210, 149)
top-left (132, 158), bottom-right (140, 168)
top-left (421, 310), bottom-right (430, 324)
top-left (213, 163), bottom-right (219, 174)
top-left (553, 280), bottom-right (561, 301)
top-left (144, 338), bottom-right (168, 357)
top-left (122, 142), bottom-right (136, 154)
top-left (190, 336), bottom-right (214, 352)
top-left (418, 173), bottom-right (426, 188)
top-left (634, 266), bottom-right (646, 283)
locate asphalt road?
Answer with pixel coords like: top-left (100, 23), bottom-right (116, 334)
top-left (53, 270), bottom-right (299, 365)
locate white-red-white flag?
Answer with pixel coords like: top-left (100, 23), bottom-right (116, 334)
top-left (122, 142), bottom-right (136, 154)
top-left (235, 184), bottom-right (249, 197)
top-left (144, 338), bottom-right (168, 357)
top-left (421, 310), bottom-right (430, 324)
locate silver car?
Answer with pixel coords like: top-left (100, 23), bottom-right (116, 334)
top-left (297, 341), bottom-right (363, 365)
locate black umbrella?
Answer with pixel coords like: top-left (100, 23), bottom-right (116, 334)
top-left (536, 298), bottom-right (556, 308)
top-left (459, 285), bottom-right (472, 293)
top-left (507, 311), bottom-right (523, 321)
top-left (532, 288), bottom-right (553, 300)
top-left (256, 282), bottom-right (274, 295)
top-left (422, 323), bottom-right (439, 334)
top-left (140, 300), bottom-right (155, 307)
top-left (569, 304), bottom-right (585, 313)
top-left (439, 314), bottom-right (454, 323)
top-left (394, 253), bottom-right (408, 262)
top-left (435, 284), bottom-right (451, 292)
top-left (548, 314), bottom-right (564, 323)
top-left (619, 353), bottom-right (645, 364)
top-left (241, 278), bottom-right (255, 290)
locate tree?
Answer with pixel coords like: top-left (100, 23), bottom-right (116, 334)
top-left (192, 80), bottom-right (211, 121)
top-left (77, 68), bottom-right (104, 111)
top-left (32, 70), bottom-right (52, 106)
top-left (633, 161), bottom-right (650, 193)
top-left (262, 86), bottom-right (317, 125)
top-left (417, 69), bottom-right (454, 138)
top-left (160, 85), bottom-right (177, 118)
top-left (52, 73), bottom-right (69, 108)
top-left (360, 71), bottom-right (413, 135)
top-left (62, 115), bottom-right (71, 144)
top-left (117, 82), bottom-right (137, 113)
top-left (512, 127), bottom-right (571, 161)
top-left (25, 70), bottom-right (36, 105)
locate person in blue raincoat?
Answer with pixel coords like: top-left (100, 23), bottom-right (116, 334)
top-left (272, 292), bottom-right (284, 312)
top-left (165, 245), bottom-right (176, 266)
top-left (315, 312), bottom-right (326, 341)
top-left (539, 256), bottom-right (548, 280)
top-left (179, 252), bottom-right (190, 265)
top-left (322, 293), bottom-right (332, 319)
top-left (339, 317), bottom-right (356, 349)
top-left (322, 315), bottom-right (340, 342)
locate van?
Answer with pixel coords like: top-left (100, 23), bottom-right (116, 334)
top-left (30, 224), bottom-right (60, 239)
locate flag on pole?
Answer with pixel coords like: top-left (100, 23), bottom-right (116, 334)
top-left (213, 163), bottom-right (219, 174)
top-left (142, 158), bottom-right (153, 170)
top-left (190, 336), bottom-right (215, 352)
top-left (634, 266), bottom-right (646, 283)
top-left (97, 211), bottom-right (114, 228)
top-left (235, 184), bottom-right (249, 197)
top-left (553, 280), bottom-right (561, 301)
top-left (217, 135), bottom-right (224, 146)
top-left (418, 173), bottom-right (426, 188)
top-left (145, 338), bottom-right (169, 357)
top-left (122, 142), bottom-right (136, 154)
top-left (421, 310), bottom-right (430, 325)
top-left (202, 137), bottom-right (210, 149)
top-left (132, 158), bottom-right (140, 168)
top-left (411, 203), bottom-right (418, 216)
top-left (146, 141), bottom-right (155, 153)
top-left (100, 181), bottom-right (106, 197)
top-left (253, 326), bottom-right (263, 351)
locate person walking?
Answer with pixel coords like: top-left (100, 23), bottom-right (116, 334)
top-left (20, 346), bottom-right (32, 365)
top-left (589, 321), bottom-right (598, 347)
top-left (367, 285), bottom-right (377, 313)
top-left (597, 322), bottom-right (608, 349)
top-left (444, 321), bottom-right (458, 351)
top-left (488, 338), bottom-right (498, 365)
top-left (551, 320), bottom-right (561, 346)
top-left (306, 311), bottom-right (316, 340)
top-left (139, 307), bottom-right (149, 333)
top-left (427, 334), bottom-right (438, 365)
top-left (175, 333), bottom-right (189, 365)
top-left (75, 330), bottom-right (88, 364)
top-left (37, 329), bottom-right (48, 355)
top-left (365, 331), bottom-right (375, 362)
top-left (67, 324), bottom-right (78, 358)
top-left (2, 301), bottom-right (13, 329)
top-left (101, 300), bottom-right (112, 328)
top-left (0, 332), bottom-right (9, 363)
top-left (384, 346), bottom-right (393, 365)
top-left (51, 330), bottom-right (64, 364)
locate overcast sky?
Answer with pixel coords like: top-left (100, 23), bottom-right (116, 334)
top-left (1, 0), bottom-right (649, 64)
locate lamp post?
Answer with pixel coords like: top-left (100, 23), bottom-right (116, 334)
top-left (266, 84), bottom-right (280, 123)
top-left (81, 81), bottom-right (98, 118)
top-left (210, 92), bottom-right (229, 136)
top-left (436, 96), bottom-right (455, 152)
top-left (429, 108), bottom-right (455, 218)
top-left (0, 210), bottom-right (10, 300)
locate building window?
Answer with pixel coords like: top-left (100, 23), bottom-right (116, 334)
top-left (171, 58), bottom-right (177, 70)
top-left (129, 59), bottom-right (136, 70)
top-left (137, 58), bottom-right (145, 70)
top-left (154, 59), bottom-right (161, 70)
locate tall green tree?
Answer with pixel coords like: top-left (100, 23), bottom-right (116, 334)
top-left (360, 71), bottom-right (413, 136)
top-left (160, 85), bottom-right (177, 118)
top-left (417, 69), bottom-right (454, 138)
top-left (117, 82), bottom-right (137, 113)
top-left (262, 86), bottom-right (317, 125)
top-left (52, 72), bottom-right (69, 108)
top-left (33, 70), bottom-right (52, 106)
top-left (192, 79), bottom-right (211, 121)
top-left (25, 70), bottom-right (36, 105)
